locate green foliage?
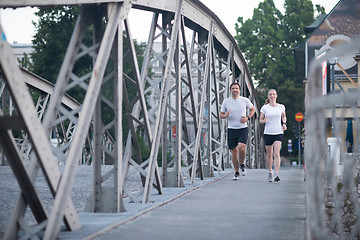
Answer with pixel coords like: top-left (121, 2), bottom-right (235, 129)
top-left (315, 4), bottom-right (326, 16)
top-left (277, 80), bottom-right (305, 141)
top-left (31, 6), bottom-right (80, 83)
top-left (235, 0), bottom-right (317, 88)
top-left (18, 53), bottom-right (33, 70)
top-left (136, 132), bottom-right (150, 161)
top-left (235, 0), bottom-right (284, 88)
top-left (133, 134), bottom-right (166, 167)
top-left (283, 0), bottom-right (315, 48)
top-left (235, 0), bottom-right (324, 154)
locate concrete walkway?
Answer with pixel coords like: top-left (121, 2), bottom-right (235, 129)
top-left (93, 167), bottom-right (306, 240)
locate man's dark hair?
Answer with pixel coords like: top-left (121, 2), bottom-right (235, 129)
top-left (230, 82), bottom-right (240, 89)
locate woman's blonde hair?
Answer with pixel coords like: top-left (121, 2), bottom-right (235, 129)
top-left (265, 89), bottom-right (277, 104)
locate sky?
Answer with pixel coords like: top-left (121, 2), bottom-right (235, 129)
top-left (0, 0), bottom-right (340, 44)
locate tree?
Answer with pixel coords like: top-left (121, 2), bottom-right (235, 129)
top-left (235, 0), bottom-right (319, 89)
top-left (234, 0), bottom-right (325, 154)
top-left (235, 0), bottom-right (283, 88)
top-left (17, 53), bottom-right (33, 70)
top-left (31, 6), bottom-right (81, 83)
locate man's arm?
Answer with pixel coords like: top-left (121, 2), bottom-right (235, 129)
top-left (241, 106), bottom-right (255, 123)
top-left (220, 110), bottom-right (230, 119)
top-left (248, 106), bottom-right (255, 119)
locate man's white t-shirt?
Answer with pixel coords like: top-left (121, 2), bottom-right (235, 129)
top-left (260, 103), bottom-right (286, 135)
top-left (220, 96), bottom-right (253, 129)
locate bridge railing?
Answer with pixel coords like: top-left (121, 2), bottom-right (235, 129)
top-left (305, 39), bottom-right (360, 240)
top-left (0, 0), bottom-right (261, 238)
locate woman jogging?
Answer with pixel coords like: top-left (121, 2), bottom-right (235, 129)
top-left (259, 89), bottom-right (287, 183)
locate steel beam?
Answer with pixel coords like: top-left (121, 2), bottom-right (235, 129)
top-left (0, 23), bottom-right (81, 238)
top-left (43, 3), bottom-right (130, 238)
top-left (0, 0), bottom-right (263, 238)
top-left (190, 22), bottom-right (214, 183)
top-left (142, 0), bottom-right (183, 203)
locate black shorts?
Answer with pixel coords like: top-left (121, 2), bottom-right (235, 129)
top-left (264, 134), bottom-right (283, 146)
top-left (227, 128), bottom-right (248, 149)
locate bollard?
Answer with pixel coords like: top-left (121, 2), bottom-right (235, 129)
top-left (327, 137), bottom-right (343, 177)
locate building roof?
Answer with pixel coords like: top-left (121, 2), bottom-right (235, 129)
top-left (304, 14), bottom-right (327, 34)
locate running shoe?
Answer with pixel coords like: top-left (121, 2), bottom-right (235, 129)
top-left (268, 172), bottom-right (274, 182)
top-left (240, 165), bottom-right (247, 176)
top-left (233, 171), bottom-right (240, 180)
top-left (274, 175), bottom-right (280, 183)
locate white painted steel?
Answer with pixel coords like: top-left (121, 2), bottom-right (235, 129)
top-left (190, 22), bottom-right (213, 184)
top-left (0, 24), bottom-right (82, 238)
top-left (0, 0), bottom-right (262, 238)
top-left (142, 0), bottom-right (183, 203)
top-left (44, 3), bottom-right (131, 238)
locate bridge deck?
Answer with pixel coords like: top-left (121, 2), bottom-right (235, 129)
top-left (59, 166), bottom-right (305, 240)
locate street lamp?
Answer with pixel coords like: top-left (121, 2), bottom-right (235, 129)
top-left (328, 57), bottom-right (338, 137)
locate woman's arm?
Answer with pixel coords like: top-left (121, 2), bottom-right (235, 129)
top-left (259, 112), bottom-right (268, 124)
top-left (282, 112), bottom-right (287, 130)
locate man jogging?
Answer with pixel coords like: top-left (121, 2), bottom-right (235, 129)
top-left (220, 82), bottom-right (255, 180)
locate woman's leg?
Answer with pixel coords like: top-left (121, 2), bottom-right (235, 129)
top-left (273, 141), bottom-right (282, 174)
top-left (265, 145), bottom-right (273, 172)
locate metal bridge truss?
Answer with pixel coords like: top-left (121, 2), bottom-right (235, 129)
top-left (0, 0), bottom-right (261, 238)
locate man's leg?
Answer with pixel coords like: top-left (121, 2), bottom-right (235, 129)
top-left (238, 143), bottom-right (247, 175)
top-left (237, 128), bottom-right (248, 175)
top-left (231, 147), bottom-right (239, 173)
top-left (238, 143), bottom-right (246, 165)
